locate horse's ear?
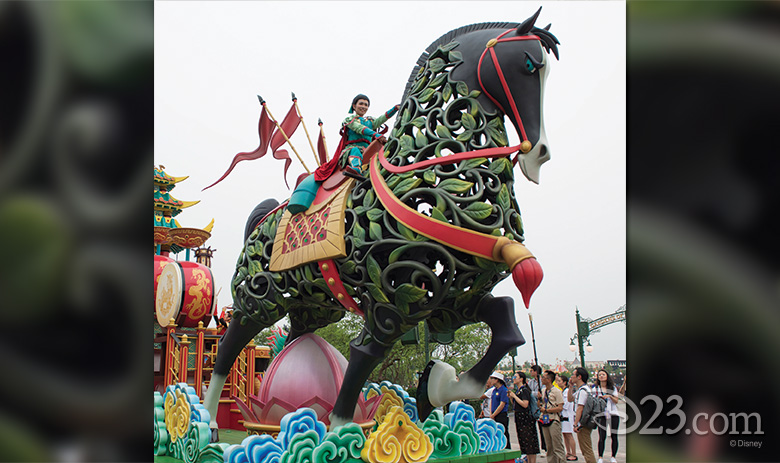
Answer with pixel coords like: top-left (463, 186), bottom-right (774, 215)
top-left (543, 23), bottom-right (551, 31)
top-left (517, 7), bottom-right (542, 35)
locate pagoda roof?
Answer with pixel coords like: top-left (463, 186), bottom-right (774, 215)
top-left (154, 165), bottom-right (189, 191)
top-left (154, 190), bottom-right (199, 217)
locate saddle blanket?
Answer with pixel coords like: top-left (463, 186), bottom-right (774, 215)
top-left (269, 177), bottom-right (355, 272)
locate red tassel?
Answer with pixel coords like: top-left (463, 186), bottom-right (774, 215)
top-left (512, 258), bottom-right (543, 308)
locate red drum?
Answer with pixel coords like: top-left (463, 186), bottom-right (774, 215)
top-left (154, 254), bottom-right (175, 317)
top-left (155, 260), bottom-right (215, 327)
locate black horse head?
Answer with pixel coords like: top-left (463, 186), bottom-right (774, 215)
top-left (406, 8), bottom-right (560, 184)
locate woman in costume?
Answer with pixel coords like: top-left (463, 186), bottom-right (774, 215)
top-left (288, 94), bottom-right (398, 213)
top-left (339, 94), bottom-right (399, 178)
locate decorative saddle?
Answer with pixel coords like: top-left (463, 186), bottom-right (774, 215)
top-left (268, 140), bottom-right (383, 272)
top-left (268, 174), bottom-right (355, 272)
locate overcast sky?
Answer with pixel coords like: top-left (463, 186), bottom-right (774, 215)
top-left (155, 1), bottom-right (625, 365)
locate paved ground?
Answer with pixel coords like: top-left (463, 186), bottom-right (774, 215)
top-left (507, 401), bottom-right (627, 463)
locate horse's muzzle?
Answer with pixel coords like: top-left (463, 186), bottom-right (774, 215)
top-left (516, 141), bottom-right (550, 184)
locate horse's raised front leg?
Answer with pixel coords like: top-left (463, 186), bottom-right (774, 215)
top-left (329, 327), bottom-right (393, 429)
top-left (416, 295), bottom-right (525, 421)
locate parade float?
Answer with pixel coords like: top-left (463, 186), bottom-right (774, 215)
top-left (156, 8), bottom-right (559, 463)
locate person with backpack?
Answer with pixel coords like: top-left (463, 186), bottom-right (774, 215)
top-left (570, 367), bottom-right (597, 463)
top-left (539, 370), bottom-right (566, 463)
top-left (529, 365), bottom-right (546, 452)
top-left (509, 372), bottom-right (540, 463)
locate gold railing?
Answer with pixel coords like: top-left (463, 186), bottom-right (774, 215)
top-left (235, 349), bottom-right (248, 403)
top-left (161, 321), bottom-right (261, 406)
top-left (169, 343), bottom-right (180, 385)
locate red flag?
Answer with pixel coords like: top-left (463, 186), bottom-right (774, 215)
top-left (317, 125), bottom-right (328, 165)
top-left (273, 149), bottom-right (293, 189)
top-left (203, 105), bottom-right (275, 191)
top-left (268, 103), bottom-right (301, 188)
top-left (270, 103), bottom-right (301, 151)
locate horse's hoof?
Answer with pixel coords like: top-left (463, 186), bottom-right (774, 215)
top-left (210, 427), bottom-right (219, 443)
top-left (416, 360), bottom-right (436, 422)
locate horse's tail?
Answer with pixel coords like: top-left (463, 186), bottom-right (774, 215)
top-left (243, 198), bottom-right (280, 241)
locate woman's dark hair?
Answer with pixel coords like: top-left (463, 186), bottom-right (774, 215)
top-left (350, 93), bottom-right (370, 112)
top-left (516, 371), bottom-right (527, 385)
top-left (597, 369), bottom-right (615, 391)
top-left (560, 374), bottom-right (569, 384)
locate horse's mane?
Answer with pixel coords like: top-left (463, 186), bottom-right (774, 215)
top-left (401, 20), bottom-right (560, 102)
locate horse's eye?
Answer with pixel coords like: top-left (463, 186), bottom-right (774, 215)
top-left (525, 57), bottom-right (536, 74)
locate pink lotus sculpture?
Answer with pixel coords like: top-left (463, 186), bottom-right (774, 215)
top-left (233, 333), bottom-right (381, 428)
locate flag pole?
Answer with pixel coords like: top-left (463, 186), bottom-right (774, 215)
top-left (529, 312), bottom-right (539, 368)
top-left (258, 95), bottom-right (310, 174)
top-left (318, 118), bottom-right (329, 162)
top-left (291, 92), bottom-right (320, 167)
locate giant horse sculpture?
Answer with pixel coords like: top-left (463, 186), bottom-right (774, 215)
top-left (204, 8), bottom-right (559, 436)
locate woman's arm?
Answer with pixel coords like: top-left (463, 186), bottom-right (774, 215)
top-left (343, 116), bottom-right (380, 139)
top-left (490, 401), bottom-right (505, 418)
top-left (372, 105), bottom-right (400, 128)
top-left (509, 391), bottom-right (529, 407)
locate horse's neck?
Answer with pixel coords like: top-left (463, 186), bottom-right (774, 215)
top-left (387, 39), bottom-right (508, 166)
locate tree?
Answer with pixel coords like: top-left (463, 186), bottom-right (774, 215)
top-left (315, 317), bottom-right (497, 389)
top-left (315, 313), bottom-right (425, 388)
top-left (431, 322), bottom-right (491, 373)
top-left (314, 312), bottom-right (363, 357)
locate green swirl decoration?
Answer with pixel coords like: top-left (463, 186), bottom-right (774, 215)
top-left (154, 392), bottom-right (169, 456)
top-left (425, 409), bottom-right (444, 423)
top-left (199, 443), bottom-right (230, 463)
top-left (280, 429), bottom-right (320, 463)
top-left (452, 420), bottom-right (480, 456)
top-left (182, 425), bottom-right (201, 463)
top-left (422, 419), bottom-right (463, 460)
top-left (312, 423), bottom-right (366, 463)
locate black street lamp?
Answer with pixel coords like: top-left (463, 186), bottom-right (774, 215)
top-left (569, 307), bottom-right (592, 368)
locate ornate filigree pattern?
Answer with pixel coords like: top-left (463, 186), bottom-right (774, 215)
top-left (232, 206), bottom-right (344, 334)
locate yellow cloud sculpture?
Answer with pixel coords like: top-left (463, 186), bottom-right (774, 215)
top-left (361, 405), bottom-right (433, 463)
top-left (370, 388), bottom-right (405, 426)
top-left (164, 389), bottom-right (191, 442)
